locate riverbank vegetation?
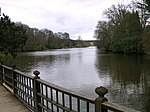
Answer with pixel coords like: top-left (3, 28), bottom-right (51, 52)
top-left (95, 0), bottom-right (150, 54)
top-left (0, 13), bottom-right (91, 61)
top-left (21, 23), bottom-right (91, 51)
top-left (0, 13), bottom-right (91, 65)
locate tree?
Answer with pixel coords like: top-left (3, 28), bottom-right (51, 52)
top-left (133, 0), bottom-right (150, 27)
top-left (136, 0), bottom-right (150, 54)
top-left (94, 21), bottom-right (112, 49)
top-left (0, 14), bottom-right (27, 58)
top-left (143, 0), bottom-right (150, 12)
top-left (95, 4), bottom-right (144, 53)
top-left (104, 4), bottom-right (142, 39)
top-left (63, 32), bottom-right (70, 39)
top-left (143, 25), bottom-right (150, 54)
top-left (95, 21), bottom-right (109, 39)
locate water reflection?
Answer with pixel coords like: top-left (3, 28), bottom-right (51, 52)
top-left (96, 51), bottom-right (150, 112)
top-left (14, 52), bottom-right (56, 73)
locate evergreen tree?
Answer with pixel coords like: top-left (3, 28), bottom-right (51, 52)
top-left (0, 14), bottom-right (27, 58)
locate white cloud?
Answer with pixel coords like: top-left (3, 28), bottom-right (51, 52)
top-left (1, 0), bottom-right (134, 40)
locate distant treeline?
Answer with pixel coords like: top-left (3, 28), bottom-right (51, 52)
top-left (0, 13), bottom-right (91, 63)
top-left (17, 23), bottom-right (91, 51)
top-left (94, 0), bottom-right (150, 54)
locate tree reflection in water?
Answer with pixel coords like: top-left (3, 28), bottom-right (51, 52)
top-left (95, 52), bottom-right (150, 112)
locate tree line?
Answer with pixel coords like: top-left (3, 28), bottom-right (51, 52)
top-left (0, 13), bottom-right (91, 60)
top-left (20, 23), bottom-right (90, 51)
top-left (94, 0), bottom-right (150, 54)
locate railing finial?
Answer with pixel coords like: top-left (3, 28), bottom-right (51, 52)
top-left (95, 86), bottom-right (108, 98)
top-left (33, 70), bottom-right (40, 78)
top-left (95, 86), bottom-right (108, 112)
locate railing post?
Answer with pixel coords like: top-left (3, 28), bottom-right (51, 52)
top-left (33, 70), bottom-right (42, 112)
top-left (12, 66), bottom-right (17, 95)
top-left (95, 86), bottom-right (108, 112)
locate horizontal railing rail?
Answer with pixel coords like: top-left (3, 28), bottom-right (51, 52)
top-left (36, 78), bottom-right (95, 112)
top-left (102, 101), bottom-right (139, 112)
top-left (0, 64), bottom-right (140, 112)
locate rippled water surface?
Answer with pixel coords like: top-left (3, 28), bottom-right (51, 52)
top-left (12, 47), bottom-right (150, 112)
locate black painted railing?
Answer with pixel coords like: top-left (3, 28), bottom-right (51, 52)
top-left (0, 64), bottom-right (139, 112)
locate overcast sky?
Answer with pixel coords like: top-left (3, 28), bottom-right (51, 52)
top-left (1, 0), bottom-right (134, 40)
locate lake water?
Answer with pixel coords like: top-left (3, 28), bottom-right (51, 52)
top-left (11, 47), bottom-right (150, 112)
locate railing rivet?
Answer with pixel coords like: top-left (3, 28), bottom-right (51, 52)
top-left (33, 70), bottom-right (40, 77)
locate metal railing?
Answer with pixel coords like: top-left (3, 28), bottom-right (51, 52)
top-left (0, 64), bottom-right (140, 112)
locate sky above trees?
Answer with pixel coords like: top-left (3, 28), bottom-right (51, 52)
top-left (1, 0), bottom-right (136, 40)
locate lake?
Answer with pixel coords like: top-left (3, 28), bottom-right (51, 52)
top-left (10, 47), bottom-right (150, 112)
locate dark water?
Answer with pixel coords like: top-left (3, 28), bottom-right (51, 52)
top-left (8, 47), bottom-right (150, 112)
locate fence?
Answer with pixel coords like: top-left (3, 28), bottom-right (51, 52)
top-left (0, 64), bottom-right (139, 112)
